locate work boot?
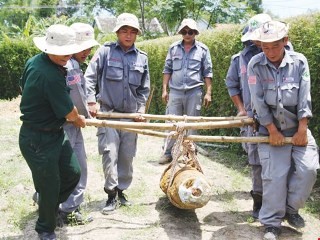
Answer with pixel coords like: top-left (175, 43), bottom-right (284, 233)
top-left (285, 212), bottom-right (305, 228)
top-left (102, 188), bottom-right (118, 214)
top-left (158, 155), bottom-right (172, 164)
top-left (117, 188), bottom-right (132, 206)
top-left (250, 190), bottom-right (262, 219)
top-left (263, 226), bottom-right (281, 240)
top-left (38, 231), bottom-right (57, 240)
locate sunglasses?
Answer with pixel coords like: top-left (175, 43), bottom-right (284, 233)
top-left (181, 29), bottom-right (194, 36)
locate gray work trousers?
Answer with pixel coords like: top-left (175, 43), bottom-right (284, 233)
top-left (97, 119), bottom-right (137, 192)
top-left (60, 124), bottom-right (87, 213)
top-left (240, 125), bottom-right (262, 193)
top-left (163, 88), bottom-right (203, 156)
top-left (258, 129), bottom-right (319, 227)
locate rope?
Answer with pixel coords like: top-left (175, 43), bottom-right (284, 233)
top-left (168, 122), bottom-right (187, 187)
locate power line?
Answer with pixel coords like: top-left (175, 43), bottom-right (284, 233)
top-left (0, 5), bottom-right (81, 9)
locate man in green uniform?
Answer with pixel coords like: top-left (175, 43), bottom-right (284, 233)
top-left (19, 24), bottom-right (86, 240)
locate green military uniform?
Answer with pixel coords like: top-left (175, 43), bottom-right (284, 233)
top-left (19, 53), bottom-right (81, 233)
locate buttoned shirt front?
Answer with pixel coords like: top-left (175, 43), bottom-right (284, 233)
top-left (163, 40), bottom-right (212, 91)
top-left (85, 42), bottom-right (150, 113)
top-left (248, 50), bottom-right (312, 136)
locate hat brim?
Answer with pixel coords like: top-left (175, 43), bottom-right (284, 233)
top-left (33, 37), bottom-right (83, 55)
top-left (241, 32), bottom-right (253, 42)
top-left (177, 25), bottom-right (199, 35)
top-left (76, 40), bottom-right (100, 52)
top-left (113, 24), bottom-right (142, 35)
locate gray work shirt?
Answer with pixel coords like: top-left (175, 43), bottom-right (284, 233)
top-left (248, 50), bottom-right (312, 136)
top-left (65, 58), bottom-right (90, 118)
top-left (85, 42), bottom-right (150, 113)
top-left (239, 45), bottom-right (261, 117)
top-left (163, 40), bottom-right (213, 92)
top-left (225, 44), bottom-right (260, 117)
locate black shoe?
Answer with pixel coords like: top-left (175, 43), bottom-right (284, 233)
top-left (38, 231), bottom-right (56, 240)
top-left (58, 208), bottom-right (86, 226)
top-left (102, 195), bottom-right (118, 214)
top-left (32, 192), bottom-right (39, 205)
top-left (263, 227), bottom-right (281, 240)
top-left (285, 212), bottom-right (305, 228)
top-left (117, 188), bottom-right (132, 206)
top-left (250, 190), bottom-right (262, 219)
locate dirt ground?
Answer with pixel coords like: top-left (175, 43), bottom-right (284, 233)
top-left (1, 97), bottom-right (320, 240)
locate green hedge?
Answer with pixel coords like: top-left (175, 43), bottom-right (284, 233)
top-left (1, 13), bottom-right (320, 142)
top-left (0, 38), bottom-right (38, 99)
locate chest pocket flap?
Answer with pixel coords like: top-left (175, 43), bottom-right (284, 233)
top-left (129, 64), bottom-right (144, 86)
top-left (106, 60), bottom-right (123, 81)
top-left (188, 54), bottom-right (202, 71)
top-left (172, 55), bottom-right (183, 70)
top-left (280, 82), bottom-right (299, 106)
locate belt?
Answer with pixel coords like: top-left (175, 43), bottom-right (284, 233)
top-left (23, 124), bottom-right (63, 132)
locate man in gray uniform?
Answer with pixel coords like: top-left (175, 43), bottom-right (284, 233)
top-left (248, 20), bottom-right (319, 240)
top-left (225, 13), bottom-right (271, 219)
top-left (159, 18), bottom-right (213, 164)
top-left (84, 13), bottom-right (150, 214)
top-left (59, 23), bottom-right (99, 225)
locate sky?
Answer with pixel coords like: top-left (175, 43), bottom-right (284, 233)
top-left (262, 0), bottom-right (320, 19)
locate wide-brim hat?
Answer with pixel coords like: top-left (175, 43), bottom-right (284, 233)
top-left (177, 18), bottom-right (199, 35)
top-left (252, 20), bottom-right (289, 43)
top-left (70, 22), bottom-right (100, 52)
top-left (241, 13), bottom-right (272, 42)
top-left (33, 24), bottom-right (83, 55)
top-left (113, 13), bottom-right (142, 34)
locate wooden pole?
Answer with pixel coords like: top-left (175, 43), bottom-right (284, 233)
top-left (96, 112), bottom-right (249, 122)
top-left (114, 128), bottom-right (293, 144)
top-left (85, 118), bottom-right (254, 130)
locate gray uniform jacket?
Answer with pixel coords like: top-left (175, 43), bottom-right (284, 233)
top-left (163, 40), bottom-right (212, 92)
top-left (248, 50), bottom-right (312, 137)
top-left (85, 42), bottom-right (150, 113)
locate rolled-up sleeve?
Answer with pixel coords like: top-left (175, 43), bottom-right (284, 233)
top-left (225, 55), bottom-right (240, 97)
top-left (202, 48), bottom-right (213, 78)
top-left (297, 56), bottom-right (313, 119)
top-left (85, 46), bottom-right (105, 103)
top-left (163, 49), bottom-right (173, 74)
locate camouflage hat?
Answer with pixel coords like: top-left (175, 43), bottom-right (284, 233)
top-left (177, 18), bottom-right (199, 35)
top-left (113, 13), bottom-right (142, 34)
top-left (252, 20), bottom-right (289, 43)
top-left (241, 13), bottom-right (272, 42)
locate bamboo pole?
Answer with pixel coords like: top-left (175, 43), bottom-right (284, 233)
top-left (85, 118), bottom-right (254, 130)
top-left (96, 112), bottom-right (249, 122)
top-left (114, 128), bottom-right (293, 144)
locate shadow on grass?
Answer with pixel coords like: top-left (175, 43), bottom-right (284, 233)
top-left (155, 196), bottom-right (202, 240)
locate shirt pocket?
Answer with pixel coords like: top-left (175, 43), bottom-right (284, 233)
top-left (263, 83), bottom-right (277, 106)
top-left (172, 56), bottom-right (183, 70)
top-left (106, 60), bottom-right (123, 81)
top-left (129, 64), bottom-right (144, 86)
top-left (188, 55), bottom-right (202, 71)
top-left (280, 82), bottom-right (299, 106)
